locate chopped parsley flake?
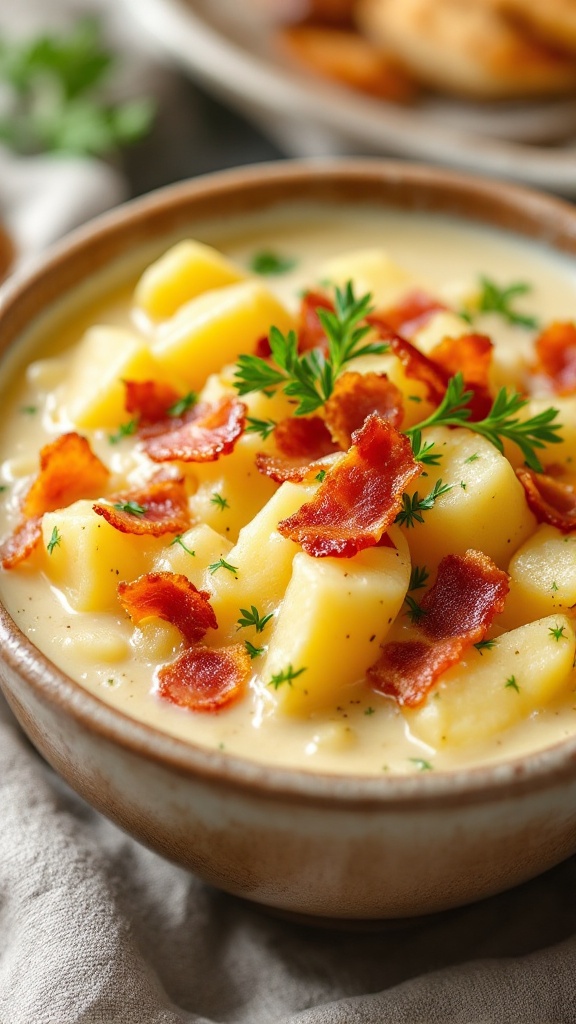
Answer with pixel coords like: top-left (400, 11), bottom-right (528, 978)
top-left (210, 492), bottom-right (229, 511)
top-left (395, 480), bottom-right (452, 528)
top-left (237, 605), bottom-right (274, 633)
top-left (408, 565), bottom-right (429, 591)
top-left (245, 416), bottom-right (277, 440)
top-left (245, 641), bottom-right (264, 659)
top-left (505, 675), bottom-right (520, 693)
top-left (474, 638), bottom-right (497, 655)
top-left (249, 250), bottom-right (296, 276)
top-left (409, 757), bottom-right (433, 771)
top-left (549, 624), bottom-right (568, 642)
top-left (167, 391), bottom-right (198, 417)
top-left (268, 664), bottom-right (306, 689)
top-left (315, 469), bottom-right (327, 483)
top-left (20, 405), bottom-right (37, 415)
top-left (208, 557), bottom-right (238, 575)
top-left (113, 500), bottom-right (146, 516)
top-left (169, 534), bottom-right (195, 556)
top-left (404, 595), bottom-right (427, 625)
top-left (108, 418), bottom-right (137, 444)
top-left (47, 525), bottom-right (61, 554)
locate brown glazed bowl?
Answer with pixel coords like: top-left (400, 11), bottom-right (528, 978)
top-left (1, 160), bottom-right (576, 923)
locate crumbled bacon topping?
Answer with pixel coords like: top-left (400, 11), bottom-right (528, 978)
top-left (23, 432), bottom-right (109, 519)
top-left (368, 320), bottom-right (447, 405)
top-left (123, 379), bottom-right (180, 425)
top-left (298, 290), bottom-right (333, 354)
top-left (93, 477), bottom-right (190, 536)
top-left (118, 571), bottom-right (217, 645)
top-left (1, 432), bottom-right (110, 569)
top-left (141, 396), bottom-right (246, 463)
top-left (157, 643), bottom-right (250, 712)
top-left (533, 322), bottom-right (576, 395)
top-left (323, 371), bottom-right (404, 448)
top-left (373, 289), bottom-right (445, 338)
top-left (256, 415), bottom-right (339, 483)
top-left (516, 467), bottom-right (576, 532)
top-left (277, 414), bottom-right (421, 557)
top-left (367, 550), bottom-right (509, 706)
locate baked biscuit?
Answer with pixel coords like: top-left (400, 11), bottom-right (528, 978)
top-left (357, 0), bottom-right (576, 98)
top-left (496, 0), bottom-right (576, 56)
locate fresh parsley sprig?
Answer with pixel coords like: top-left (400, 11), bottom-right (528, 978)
top-left (233, 283), bottom-right (387, 416)
top-left (406, 372), bottom-right (562, 472)
top-left (461, 277), bottom-right (539, 330)
top-left (395, 480), bottom-right (452, 529)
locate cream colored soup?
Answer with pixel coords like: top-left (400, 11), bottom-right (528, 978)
top-left (1, 206), bottom-right (576, 776)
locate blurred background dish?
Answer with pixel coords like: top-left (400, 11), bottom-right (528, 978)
top-left (123, 0), bottom-right (576, 195)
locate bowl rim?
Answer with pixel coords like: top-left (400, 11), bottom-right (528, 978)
top-left (2, 156), bottom-right (576, 811)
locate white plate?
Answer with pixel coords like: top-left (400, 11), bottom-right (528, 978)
top-left (124, 0), bottom-right (576, 195)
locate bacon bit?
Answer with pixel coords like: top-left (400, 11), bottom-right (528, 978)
top-left (534, 322), bottom-right (576, 395)
top-left (118, 571), bottom-right (217, 645)
top-left (141, 396), bottom-right (246, 463)
top-left (254, 335), bottom-right (272, 359)
top-left (277, 414), bottom-right (421, 557)
top-left (157, 642), bottom-right (250, 712)
top-left (298, 290), bottom-right (333, 354)
top-left (93, 477), bottom-right (190, 536)
top-left (1, 432), bottom-right (110, 570)
top-left (374, 290), bottom-right (445, 339)
top-left (123, 379), bottom-right (180, 425)
top-left (516, 467), bottom-right (576, 532)
top-left (431, 333), bottom-right (494, 420)
top-left (368, 550), bottom-right (509, 707)
top-left (22, 432), bottom-right (109, 520)
top-left (256, 415), bottom-right (339, 483)
top-left (369, 319), bottom-right (448, 405)
top-left (0, 517), bottom-right (42, 569)
top-left (324, 371), bottom-right (404, 448)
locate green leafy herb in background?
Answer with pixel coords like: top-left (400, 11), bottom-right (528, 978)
top-left (0, 17), bottom-right (154, 156)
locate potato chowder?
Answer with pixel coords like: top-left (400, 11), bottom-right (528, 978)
top-left (1, 208), bottom-right (576, 777)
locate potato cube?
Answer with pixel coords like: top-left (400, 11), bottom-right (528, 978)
top-left (399, 428), bottom-right (536, 570)
top-left (408, 615), bottom-right (576, 747)
top-left (412, 311), bottom-right (473, 355)
top-left (205, 481), bottom-right (314, 642)
top-left (152, 281), bottom-right (294, 389)
top-left (317, 249), bottom-right (417, 309)
top-left (498, 525), bottom-right (576, 630)
top-left (60, 326), bottom-right (167, 430)
top-left (153, 522), bottom-right (232, 588)
top-left (264, 527), bottom-right (411, 715)
top-left (505, 396), bottom-right (575, 472)
top-left (134, 239), bottom-right (246, 321)
top-left (41, 500), bottom-right (161, 612)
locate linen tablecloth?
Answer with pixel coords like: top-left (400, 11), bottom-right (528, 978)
top-left (0, 1), bottom-right (575, 1021)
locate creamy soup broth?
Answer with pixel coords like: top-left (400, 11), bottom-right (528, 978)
top-left (1, 206), bottom-right (576, 775)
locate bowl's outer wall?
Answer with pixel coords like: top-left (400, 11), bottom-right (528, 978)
top-left (1, 161), bottom-right (576, 918)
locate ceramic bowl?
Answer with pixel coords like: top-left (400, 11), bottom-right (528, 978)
top-left (1, 160), bottom-right (576, 923)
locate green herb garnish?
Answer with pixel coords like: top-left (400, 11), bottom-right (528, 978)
top-left (474, 638), bottom-right (497, 655)
top-left (505, 675), bottom-right (520, 693)
top-left (169, 534), bottom-right (195, 556)
top-left (237, 605), bottom-right (274, 633)
top-left (244, 416), bottom-right (277, 440)
top-left (549, 624), bottom-right (568, 642)
top-left (395, 479), bottom-right (452, 529)
top-left (210, 492), bottom-right (229, 511)
top-left (250, 250), bottom-right (296, 276)
top-left (108, 418), bottom-right (137, 444)
top-left (408, 565), bottom-right (429, 592)
top-left (268, 664), bottom-right (306, 690)
top-left (167, 391), bottom-right (198, 418)
top-left (47, 525), bottom-right (61, 554)
top-left (245, 641), bottom-right (265, 659)
top-left (465, 277), bottom-right (539, 330)
top-left (208, 557), bottom-right (238, 576)
top-left (113, 500), bottom-right (146, 517)
top-left (234, 282), bottom-right (386, 415)
top-left (0, 18), bottom-right (154, 157)
top-left (404, 595), bottom-right (427, 624)
top-left (409, 757), bottom-right (433, 771)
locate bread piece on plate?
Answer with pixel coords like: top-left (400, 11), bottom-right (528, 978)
top-left (357, 0), bottom-right (576, 99)
top-left (496, 0), bottom-right (576, 56)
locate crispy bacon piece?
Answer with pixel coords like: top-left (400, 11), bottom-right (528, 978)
top-left (324, 371), bottom-right (404, 448)
top-left (118, 571), bottom-right (217, 645)
top-left (0, 517), bottom-right (42, 570)
top-left (22, 432), bottom-right (109, 520)
top-left (298, 290), bottom-right (333, 354)
top-left (93, 477), bottom-right (190, 536)
top-left (256, 415), bottom-right (339, 483)
top-left (516, 467), bottom-right (576, 532)
top-left (533, 322), bottom-right (576, 395)
top-left (1, 432), bottom-right (110, 570)
top-left (123, 379), bottom-right (180, 425)
top-left (367, 550), bottom-right (509, 707)
top-left (141, 396), bottom-right (246, 463)
top-left (369, 318), bottom-right (448, 405)
top-left (157, 643), bottom-right (250, 712)
top-left (254, 335), bottom-right (272, 358)
top-left (374, 289), bottom-right (445, 339)
top-left (277, 414), bottom-right (421, 557)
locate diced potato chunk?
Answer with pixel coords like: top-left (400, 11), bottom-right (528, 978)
top-left (60, 326), bottom-right (166, 429)
top-left (412, 310), bottom-right (472, 355)
top-left (498, 526), bottom-right (576, 630)
top-left (264, 527), bottom-right (410, 715)
top-left (205, 481), bottom-right (314, 641)
top-left (408, 615), bottom-right (576, 747)
top-left (134, 240), bottom-right (246, 321)
top-left (152, 281), bottom-right (294, 389)
top-left (317, 249), bottom-right (417, 309)
top-left (399, 427), bottom-right (536, 570)
top-left (41, 500), bottom-right (161, 612)
top-left (153, 523), bottom-right (232, 587)
top-left (188, 434), bottom-right (277, 542)
top-left (505, 396), bottom-right (575, 472)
